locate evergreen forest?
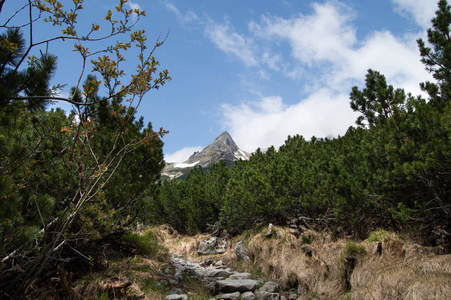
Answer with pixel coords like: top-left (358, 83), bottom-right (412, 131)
top-left (0, 0), bottom-right (450, 298)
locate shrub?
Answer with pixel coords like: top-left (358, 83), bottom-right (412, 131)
top-left (121, 229), bottom-right (169, 261)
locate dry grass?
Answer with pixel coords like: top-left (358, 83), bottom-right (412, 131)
top-left (245, 227), bottom-right (347, 298)
top-left (70, 255), bottom-right (169, 300)
top-left (235, 225), bottom-right (451, 300)
top-left (59, 225), bottom-right (450, 300)
top-left (351, 246), bottom-right (451, 300)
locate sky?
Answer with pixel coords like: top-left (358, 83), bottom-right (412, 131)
top-left (1, 0), bottom-right (439, 163)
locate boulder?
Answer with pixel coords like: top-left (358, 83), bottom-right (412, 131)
top-left (255, 291), bottom-right (280, 300)
top-left (198, 237), bottom-right (229, 255)
top-left (215, 291), bottom-right (241, 300)
top-left (217, 279), bottom-right (261, 293)
top-left (241, 291), bottom-right (257, 300)
top-left (234, 240), bottom-right (251, 262)
top-left (264, 223), bottom-right (274, 238)
top-left (198, 237), bottom-right (218, 255)
top-left (259, 281), bottom-right (279, 293)
top-left (216, 239), bottom-right (228, 254)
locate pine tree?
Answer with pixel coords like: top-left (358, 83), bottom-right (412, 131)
top-left (417, 0), bottom-right (451, 109)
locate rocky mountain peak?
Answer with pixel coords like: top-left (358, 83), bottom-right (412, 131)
top-left (162, 131), bottom-right (250, 179)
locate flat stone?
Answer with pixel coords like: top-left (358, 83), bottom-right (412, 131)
top-left (258, 281), bottom-right (279, 293)
top-left (229, 272), bottom-right (252, 280)
top-left (255, 291), bottom-right (280, 300)
top-left (217, 279), bottom-right (262, 293)
top-left (241, 291), bottom-right (257, 300)
top-left (215, 291), bottom-right (241, 300)
top-left (193, 266), bottom-right (233, 278)
top-left (167, 288), bottom-right (183, 295)
top-left (166, 294), bottom-right (188, 300)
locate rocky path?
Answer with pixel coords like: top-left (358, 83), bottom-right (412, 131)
top-left (165, 253), bottom-right (287, 300)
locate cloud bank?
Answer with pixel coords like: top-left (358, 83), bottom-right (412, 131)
top-left (213, 1), bottom-right (434, 152)
top-left (164, 0), bottom-right (437, 157)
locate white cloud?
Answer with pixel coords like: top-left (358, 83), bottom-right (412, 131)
top-left (222, 89), bottom-right (358, 152)
top-left (219, 1), bottom-right (433, 153)
top-left (250, 2), bottom-right (356, 65)
top-left (392, 0), bottom-right (437, 28)
top-left (205, 21), bottom-right (258, 67)
top-left (342, 31), bottom-right (428, 95)
top-left (165, 2), bottom-right (199, 23)
top-left (165, 146), bottom-right (203, 163)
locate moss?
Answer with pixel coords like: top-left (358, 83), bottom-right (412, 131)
top-left (367, 229), bottom-right (391, 242)
top-left (343, 241), bottom-right (366, 256)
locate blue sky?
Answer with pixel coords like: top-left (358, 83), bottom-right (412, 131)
top-left (1, 0), bottom-right (438, 163)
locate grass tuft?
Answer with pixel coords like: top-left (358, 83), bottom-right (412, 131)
top-left (121, 229), bottom-right (169, 261)
top-left (343, 241), bottom-right (366, 257)
top-left (367, 228), bottom-right (398, 243)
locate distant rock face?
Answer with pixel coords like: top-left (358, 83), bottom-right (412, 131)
top-left (162, 131), bottom-right (250, 179)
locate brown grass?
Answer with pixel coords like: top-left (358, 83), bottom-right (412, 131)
top-left (352, 248), bottom-right (451, 300)
top-left (245, 227), bottom-right (347, 298)
top-left (53, 225), bottom-right (450, 300)
top-left (70, 255), bottom-right (168, 300)
top-left (237, 225), bottom-right (451, 300)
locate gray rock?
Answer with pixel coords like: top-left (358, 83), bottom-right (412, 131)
top-left (288, 292), bottom-right (298, 300)
top-left (166, 295), bottom-right (188, 300)
top-left (241, 291), bottom-right (257, 300)
top-left (193, 266), bottom-right (233, 278)
top-left (255, 291), bottom-right (280, 300)
top-left (167, 288), bottom-right (183, 295)
top-left (215, 291), bottom-right (241, 300)
top-left (214, 260), bottom-right (225, 267)
top-left (216, 239), bottom-right (229, 254)
top-left (259, 281), bottom-right (279, 293)
top-left (234, 240), bottom-right (251, 262)
top-left (198, 237), bottom-right (218, 255)
top-left (217, 279), bottom-right (261, 293)
top-left (203, 258), bottom-right (214, 266)
top-left (229, 272), bottom-right (252, 280)
top-left (264, 223), bottom-right (274, 238)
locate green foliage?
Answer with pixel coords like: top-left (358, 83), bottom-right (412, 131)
top-left (417, 0), bottom-right (451, 109)
top-left (0, 1), bottom-right (170, 297)
top-left (367, 229), bottom-right (397, 243)
top-left (149, 161), bottom-right (231, 233)
top-left (343, 241), bottom-right (366, 257)
top-left (121, 229), bottom-right (168, 260)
